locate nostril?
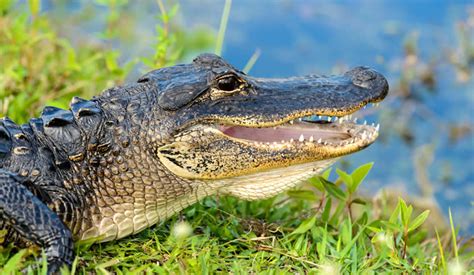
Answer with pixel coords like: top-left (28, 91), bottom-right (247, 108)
top-left (344, 66), bottom-right (389, 101)
top-left (350, 67), bottom-right (377, 89)
top-left (137, 77), bottom-right (150, 83)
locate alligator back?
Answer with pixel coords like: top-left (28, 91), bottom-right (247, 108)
top-left (0, 97), bottom-right (111, 237)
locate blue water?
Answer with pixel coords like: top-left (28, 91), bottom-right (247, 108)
top-left (43, 0), bottom-right (473, 234)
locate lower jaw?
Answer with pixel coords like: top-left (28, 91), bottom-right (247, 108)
top-left (216, 158), bottom-right (338, 200)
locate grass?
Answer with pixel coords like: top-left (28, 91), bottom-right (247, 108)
top-left (0, 1), bottom-right (473, 274)
top-left (1, 164), bottom-right (473, 273)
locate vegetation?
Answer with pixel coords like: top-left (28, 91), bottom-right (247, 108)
top-left (0, 0), bottom-right (472, 274)
top-left (2, 163), bottom-right (472, 273)
top-left (0, 0), bottom-right (213, 123)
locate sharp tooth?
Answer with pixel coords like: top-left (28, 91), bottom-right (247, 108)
top-left (339, 118), bottom-right (343, 124)
top-left (290, 138), bottom-right (294, 142)
top-left (266, 142), bottom-right (270, 145)
top-left (376, 123), bottom-right (380, 131)
top-left (363, 120), bottom-right (367, 125)
top-left (281, 140), bottom-right (285, 143)
top-left (298, 118), bottom-right (302, 121)
top-left (353, 118), bottom-right (358, 123)
top-left (289, 120), bottom-right (294, 125)
top-left (371, 122), bottom-right (375, 127)
top-left (309, 136), bottom-right (314, 142)
top-left (273, 127), bottom-right (277, 130)
top-left (299, 134), bottom-right (304, 142)
top-left (327, 116), bottom-right (332, 122)
top-left (318, 115), bottom-right (322, 119)
top-left (361, 131), bottom-right (367, 139)
top-left (349, 114), bottom-right (353, 119)
top-left (317, 138), bottom-right (322, 143)
top-left (323, 141), bottom-right (328, 145)
top-left (334, 117), bottom-right (338, 122)
top-left (363, 105), bottom-right (367, 109)
top-left (273, 142), bottom-right (278, 145)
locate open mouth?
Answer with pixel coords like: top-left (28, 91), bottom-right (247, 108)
top-left (217, 104), bottom-right (380, 149)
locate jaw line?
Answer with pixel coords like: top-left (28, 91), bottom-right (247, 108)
top-left (183, 100), bottom-right (381, 150)
top-left (215, 159), bottom-right (338, 200)
top-left (209, 117), bottom-right (379, 151)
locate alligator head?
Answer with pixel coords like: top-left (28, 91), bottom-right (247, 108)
top-left (137, 53), bottom-right (388, 199)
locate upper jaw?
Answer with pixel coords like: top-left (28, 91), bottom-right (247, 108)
top-left (173, 66), bottom-right (388, 150)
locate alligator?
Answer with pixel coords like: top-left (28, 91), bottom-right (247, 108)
top-left (0, 53), bottom-right (388, 272)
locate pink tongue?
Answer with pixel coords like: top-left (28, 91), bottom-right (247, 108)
top-left (220, 125), bottom-right (347, 142)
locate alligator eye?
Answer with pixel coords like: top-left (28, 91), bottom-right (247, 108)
top-left (217, 75), bottom-right (240, 91)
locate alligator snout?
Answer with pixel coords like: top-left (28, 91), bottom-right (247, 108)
top-left (345, 66), bottom-right (389, 102)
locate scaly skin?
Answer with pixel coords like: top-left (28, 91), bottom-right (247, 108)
top-left (0, 54), bottom-right (388, 273)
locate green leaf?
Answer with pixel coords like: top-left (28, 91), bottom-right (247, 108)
top-left (329, 200), bottom-right (346, 226)
top-left (321, 167), bottom-right (332, 179)
top-left (407, 230), bottom-right (427, 246)
top-left (367, 226), bottom-right (382, 233)
top-left (407, 210), bottom-right (430, 232)
top-left (308, 176), bottom-right (324, 191)
top-left (381, 221), bottom-right (401, 231)
top-left (399, 198), bottom-right (412, 227)
top-left (321, 197), bottom-right (332, 223)
top-left (389, 200), bottom-right (401, 224)
top-left (341, 218), bottom-right (352, 245)
top-left (287, 190), bottom-right (317, 201)
top-left (336, 168), bottom-right (353, 191)
top-left (321, 177), bottom-right (346, 201)
top-left (308, 168), bottom-right (333, 192)
top-left (350, 162), bottom-right (374, 192)
top-left (356, 212), bottom-right (368, 226)
top-left (351, 198), bottom-right (367, 205)
top-left (2, 249), bottom-right (26, 273)
top-left (290, 216), bottom-right (316, 235)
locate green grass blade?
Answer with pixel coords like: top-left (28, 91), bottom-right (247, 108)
top-left (215, 0), bottom-right (232, 56)
top-left (242, 49), bottom-right (261, 73)
top-left (340, 224), bottom-right (368, 257)
top-left (448, 208), bottom-right (459, 261)
top-left (435, 229), bottom-right (447, 274)
top-left (290, 215), bottom-right (316, 235)
top-left (2, 249), bottom-right (26, 274)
